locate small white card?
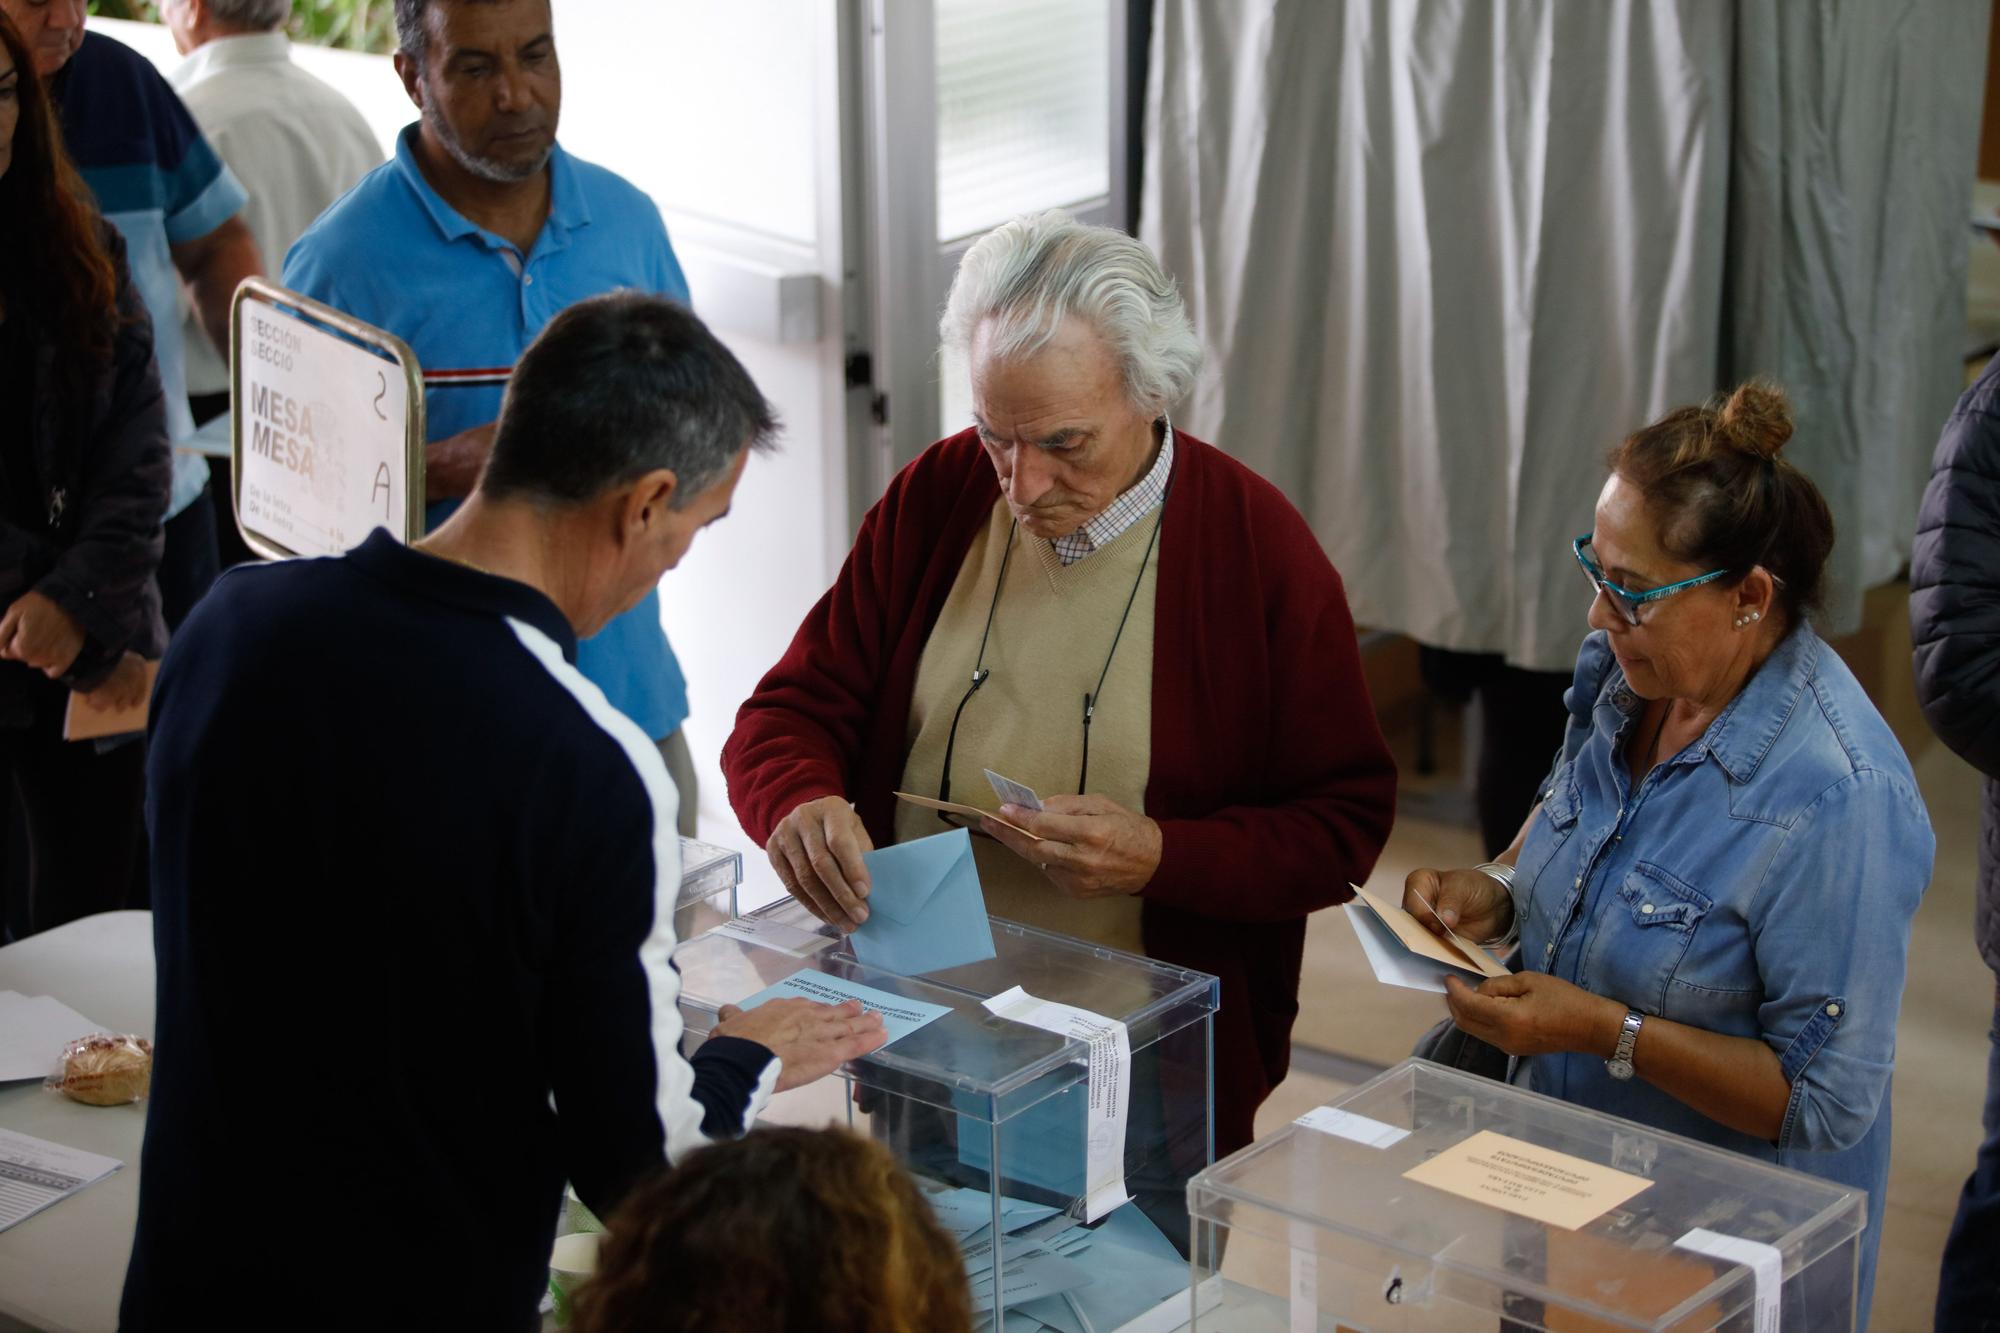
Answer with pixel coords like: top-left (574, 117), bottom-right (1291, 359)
top-left (983, 768), bottom-right (1044, 812)
top-left (1294, 1105), bottom-right (1410, 1149)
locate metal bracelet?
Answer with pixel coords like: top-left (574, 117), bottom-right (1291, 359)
top-left (1472, 862), bottom-right (1521, 949)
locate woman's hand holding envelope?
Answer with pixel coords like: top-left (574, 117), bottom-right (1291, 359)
top-left (980, 794), bottom-right (1162, 899)
top-left (1403, 867), bottom-right (1516, 946)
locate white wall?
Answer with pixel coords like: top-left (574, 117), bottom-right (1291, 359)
top-left (98, 8), bottom-right (855, 899)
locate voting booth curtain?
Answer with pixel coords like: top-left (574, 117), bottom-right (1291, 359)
top-left (1140, 0), bottom-right (1986, 671)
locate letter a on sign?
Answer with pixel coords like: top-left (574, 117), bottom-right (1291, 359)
top-left (373, 463), bottom-right (393, 519)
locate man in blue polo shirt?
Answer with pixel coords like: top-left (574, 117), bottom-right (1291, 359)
top-left (282, 0), bottom-right (702, 829)
top-left (1, 0), bottom-right (263, 629)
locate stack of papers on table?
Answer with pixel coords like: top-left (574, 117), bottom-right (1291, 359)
top-left (922, 1186), bottom-right (1189, 1333)
top-left (0, 991), bottom-right (106, 1081)
top-left (0, 1128), bottom-right (123, 1233)
top-left (1343, 885), bottom-right (1511, 994)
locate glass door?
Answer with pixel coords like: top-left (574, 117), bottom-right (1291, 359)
top-left (852, 0), bottom-right (1130, 501)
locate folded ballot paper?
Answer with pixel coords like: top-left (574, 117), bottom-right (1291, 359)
top-left (1344, 884), bottom-right (1510, 994)
top-left (847, 829), bottom-right (997, 977)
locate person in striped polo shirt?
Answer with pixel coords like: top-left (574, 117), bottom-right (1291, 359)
top-left (1, 0), bottom-right (263, 631)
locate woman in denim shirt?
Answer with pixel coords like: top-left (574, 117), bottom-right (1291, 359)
top-left (1408, 382), bottom-right (1933, 1320)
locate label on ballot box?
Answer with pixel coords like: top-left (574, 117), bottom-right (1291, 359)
top-left (964, 987), bottom-right (1131, 1223)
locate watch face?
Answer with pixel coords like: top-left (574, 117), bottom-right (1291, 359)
top-left (1606, 1059), bottom-right (1635, 1081)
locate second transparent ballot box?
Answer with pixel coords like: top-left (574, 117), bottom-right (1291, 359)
top-left (1187, 1059), bottom-right (1867, 1332)
top-left (675, 898), bottom-right (1220, 1332)
top-left (672, 837), bottom-right (741, 944)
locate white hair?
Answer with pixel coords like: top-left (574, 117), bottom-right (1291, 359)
top-left (208, 0), bottom-right (291, 30)
top-left (939, 211), bottom-right (1202, 418)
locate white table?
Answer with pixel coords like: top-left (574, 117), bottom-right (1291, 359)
top-left (0, 913), bottom-right (155, 1333)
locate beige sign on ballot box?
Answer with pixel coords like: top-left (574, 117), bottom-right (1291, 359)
top-left (1402, 1129), bottom-right (1655, 1231)
top-left (229, 279), bottom-right (426, 559)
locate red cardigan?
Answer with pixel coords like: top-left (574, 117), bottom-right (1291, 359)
top-left (723, 430), bottom-right (1397, 1153)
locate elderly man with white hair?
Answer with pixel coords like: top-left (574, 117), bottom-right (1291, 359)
top-left (724, 212), bottom-right (1397, 1154)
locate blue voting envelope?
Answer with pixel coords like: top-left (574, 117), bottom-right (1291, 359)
top-left (849, 829), bottom-right (996, 976)
top-left (1012, 1205), bottom-right (1189, 1332)
top-left (957, 1085), bottom-right (1087, 1198)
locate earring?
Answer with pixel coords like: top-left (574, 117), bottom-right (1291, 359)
top-left (1735, 610), bottom-right (1762, 629)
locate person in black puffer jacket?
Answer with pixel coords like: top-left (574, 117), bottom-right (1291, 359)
top-left (0, 10), bottom-right (171, 940)
top-left (1911, 353), bottom-right (2000, 1333)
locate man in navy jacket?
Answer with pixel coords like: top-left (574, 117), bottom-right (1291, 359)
top-left (1913, 353), bottom-right (2000, 1332)
top-left (122, 294), bottom-right (884, 1330)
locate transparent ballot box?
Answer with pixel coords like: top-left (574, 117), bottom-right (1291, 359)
top-left (675, 898), bottom-right (1220, 1332)
top-left (1187, 1059), bottom-right (1866, 1332)
top-left (673, 837), bottom-right (742, 944)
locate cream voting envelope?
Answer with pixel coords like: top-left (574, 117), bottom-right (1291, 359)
top-left (62, 661), bottom-right (159, 742)
top-left (892, 791), bottom-right (1042, 841)
top-left (1350, 884), bottom-right (1510, 980)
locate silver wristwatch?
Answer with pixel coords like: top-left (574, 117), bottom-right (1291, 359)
top-left (1606, 1009), bottom-right (1644, 1081)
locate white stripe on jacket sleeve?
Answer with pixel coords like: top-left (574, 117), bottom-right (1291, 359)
top-left (507, 617), bottom-right (767, 1162)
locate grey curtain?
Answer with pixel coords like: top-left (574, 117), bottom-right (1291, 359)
top-left (1142, 0), bottom-right (1986, 670)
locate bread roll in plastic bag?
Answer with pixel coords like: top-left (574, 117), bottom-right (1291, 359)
top-left (45, 1033), bottom-right (152, 1106)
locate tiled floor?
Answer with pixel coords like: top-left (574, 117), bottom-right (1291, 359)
top-left (1260, 670), bottom-right (1991, 1332)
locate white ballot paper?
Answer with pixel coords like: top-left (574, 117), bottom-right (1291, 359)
top-left (1675, 1227), bottom-right (1782, 1333)
top-left (0, 991), bottom-right (107, 1081)
top-left (707, 916), bottom-right (835, 959)
top-left (981, 985), bottom-right (1131, 1222)
top-left (0, 1128), bottom-right (123, 1233)
top-left (1342, 884), bottom-right (1508, 994)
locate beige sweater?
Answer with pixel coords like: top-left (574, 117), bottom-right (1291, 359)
top-left (894, 499), bottom-right (1160, 954)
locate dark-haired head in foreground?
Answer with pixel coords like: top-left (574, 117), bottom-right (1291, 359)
top-left (571, 1126), bottom-right (973, 1333)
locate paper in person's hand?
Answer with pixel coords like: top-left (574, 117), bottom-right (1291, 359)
top-left (892, 791), bottom-right (1042, 840)
top-left (1344, 884), bottom-right (1509, 993)
top-left (62, 660), bottom-right (158, 742)
top-left (847, 829), bottom-right (996, 976)
top-left (982, 768), bottom-right (1044, 812)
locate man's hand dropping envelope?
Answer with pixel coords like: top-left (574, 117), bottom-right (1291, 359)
top-left (848, 829), bottom-right (997, 976)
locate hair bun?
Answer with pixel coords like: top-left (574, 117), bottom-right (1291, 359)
top-left (1716, 379), bottom-right (1794, 459)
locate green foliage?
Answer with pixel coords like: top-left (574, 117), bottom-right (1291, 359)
top-left (85, 1), bottom-right (398, 55)
top-left (85, 1), bottom-right (160, 19)
top-left (290, 0), bottom-right (397, 54)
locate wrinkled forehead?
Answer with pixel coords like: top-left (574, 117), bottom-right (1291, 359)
top-left (424, 0), bottom-right (554, 61)
top-left (971, 316), bottom-right (1125, 414)
top-left (1592, 473), bottom-right (1704, 583)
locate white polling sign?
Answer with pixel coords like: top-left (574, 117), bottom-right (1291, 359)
top-left (230, 279), bottom-right (425, 558)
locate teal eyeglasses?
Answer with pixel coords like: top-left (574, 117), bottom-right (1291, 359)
top-left (1572, 534), bottom-right (1731, 626)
